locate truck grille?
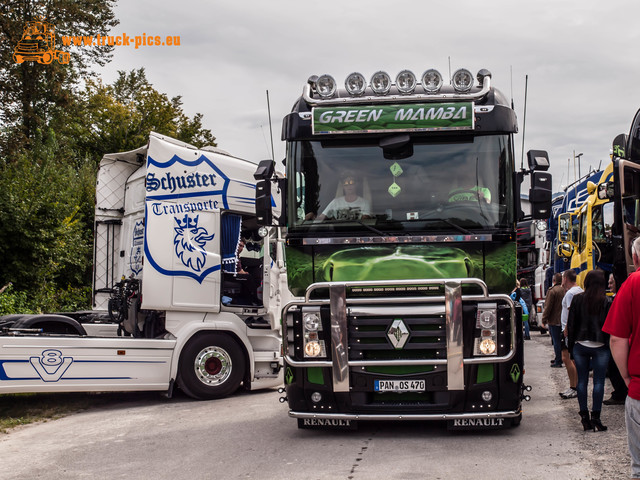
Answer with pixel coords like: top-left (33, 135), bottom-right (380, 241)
top-left (348, 306), bottom-right (447, 364)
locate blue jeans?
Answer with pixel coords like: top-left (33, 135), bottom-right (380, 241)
top-left (549, 325), bottom-right (563, 365)
top-left (523, 319), bottom-right (530, 338)
top-left (572, 342), bottom-right (610, 412)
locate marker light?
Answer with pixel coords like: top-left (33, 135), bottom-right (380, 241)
top-left (421, 69), bottom-right (443, 93)
top-left (395, 70), bottom-right (416, 94)
top-left (316, 74), bottom-right (337, 98)
top-left (452, 68), bottom-right (474, 92)
top-left (370, 71), bottom-right (391, 95)
top-left (345, 72), bottom-right (366, 96)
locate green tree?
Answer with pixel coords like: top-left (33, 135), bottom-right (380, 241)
top-left (74, 68), bottom-right (216, 161)
top-left (0, 130), bottom-right (94, 312)
top-left (0, 0), bottom-right (118, 158)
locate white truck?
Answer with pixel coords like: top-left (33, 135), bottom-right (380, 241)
top-left (0, 132), bottom-right (283, 400)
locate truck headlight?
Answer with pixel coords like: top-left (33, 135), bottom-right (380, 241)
top-left (303, 312), bottom-right (321, 332)
top-left (475, 303), bottom-right (498, 356)
top-left (302, 307), bottom-right (326, 358)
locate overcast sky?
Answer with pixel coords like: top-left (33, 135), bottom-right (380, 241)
top-left (99, 0), bottom-right (640, 192)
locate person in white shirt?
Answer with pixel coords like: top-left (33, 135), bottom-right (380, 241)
top-left (314, 173), bottom-right (371, 222)
top-left (559, 269), bottom-right (583, 399)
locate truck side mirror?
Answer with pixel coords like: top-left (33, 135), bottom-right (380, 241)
top-left (527, 150), bottom-right (550, 172)
top-left (557, 212), bottom-right (577, 249)
top-left (529, 171), bottom-right (552, 219)
top-left (255, 179), bottom-right (273, 226)
top-left (557, 242), bottom-right (574, 259)
top-left (254, 160), bottom-right (276, 226)
top-left (612, 133), bottom-right (628, 159)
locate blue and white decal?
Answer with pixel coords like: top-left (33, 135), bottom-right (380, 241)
top-left (145, 153), bottom-right (231, 208)
top-left (0, 349), bottom-right (167, 382)
top-left (130, 220), bottom-right (144, 276)
top-left (173, 214), bottom-right (214, 272)
top-left (30, 349), bottom-right (72, 382)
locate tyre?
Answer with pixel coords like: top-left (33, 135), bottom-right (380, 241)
top-left (38, 52), bottom-right (53, 64)
top-left (511, 413), bottom-right (522, 427)
top-left (177, 333), bottom-right (246, 400)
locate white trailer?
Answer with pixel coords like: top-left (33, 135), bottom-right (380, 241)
top-left (0, 132), bottom-right (283, 399)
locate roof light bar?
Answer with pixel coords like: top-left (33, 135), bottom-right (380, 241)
top-left (303, 67), bottom-right (492, 105)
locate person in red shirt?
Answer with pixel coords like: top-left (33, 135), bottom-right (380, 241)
top-left (603, 236), bottom-right (640, 478)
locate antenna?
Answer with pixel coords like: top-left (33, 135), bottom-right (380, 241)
top-left (448, 56), bottom-right (452, 83)
top-left (510, 65), bottom-right (514, 110)
top-left (520, 75), bottom-right (528, 170)
top-left (266, 90), bottom-right (275, 161)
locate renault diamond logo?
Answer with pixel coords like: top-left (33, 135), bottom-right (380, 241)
top-left (388, 319), bottom-right (409, 349)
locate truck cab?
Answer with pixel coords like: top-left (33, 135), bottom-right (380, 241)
top-left (257, 68), bottom-right (551, 429)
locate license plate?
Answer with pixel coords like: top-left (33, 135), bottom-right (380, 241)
top-left (374, 379), bottom-right (425, 392)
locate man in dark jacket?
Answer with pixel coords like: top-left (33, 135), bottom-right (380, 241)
top-left (542, 273), bottom-right (565, 368)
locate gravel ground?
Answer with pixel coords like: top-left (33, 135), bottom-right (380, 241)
top-left (532, 332), bottom-right (631, 479)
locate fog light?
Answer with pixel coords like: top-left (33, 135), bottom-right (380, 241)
top-left (345, 72), bottom-right (366, 96)
top-left (370, 71), bottom-right (391, 95)
top-left (311, 391), bottom-right (322, 403)
top-left (452, 68), bottom-right (474, 92)
top-left (395, 70), bottom-right (416, 94)
top-left (482, 391), bottom-right (493, 402)
top-left (421, 69), bottom-right (443, 93)
top-left (479, 338), bottom-right (496, 355)
top-left (316, 74), bottom-right (337, 98)
top-left (304, 341), bottom-right (321, 357)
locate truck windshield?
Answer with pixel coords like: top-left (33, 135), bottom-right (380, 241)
top-left (289, 134), bottom-right (514, 232)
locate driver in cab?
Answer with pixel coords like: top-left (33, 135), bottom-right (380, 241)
top-left (306, 171), bottom-right (371, 221)
top-left (448, 177), bottom-right (491, 204)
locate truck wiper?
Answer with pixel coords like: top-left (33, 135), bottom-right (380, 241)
top-left (421, 218), bottom-right (472, 235)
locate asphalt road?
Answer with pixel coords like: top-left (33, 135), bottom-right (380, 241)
top-left (0, 334), bottom-right (629, 480)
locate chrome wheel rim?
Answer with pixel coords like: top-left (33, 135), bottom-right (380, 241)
top-left (194, 346), bottom-right (232, 386)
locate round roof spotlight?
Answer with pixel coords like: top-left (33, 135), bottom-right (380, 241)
top-left (395, 70), bottom-right (417, 94)
top-left (370, 71), bottom-right (391, 95)
top-left (421, 69), bottom-right (443, 94)
top-left (345, 72), bottom-right (366, 96)
top-left (316, 74), bottom-right (337, 98)
top-left (452, 68), bottom-right (474, 93)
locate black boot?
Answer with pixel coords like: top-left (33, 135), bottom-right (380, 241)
top-left (579, 410), bottom-right (592, 431)
top-left (591, 411), bottom-right (607, 432)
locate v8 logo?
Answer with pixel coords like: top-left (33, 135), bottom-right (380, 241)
top-left (30, 349), bottom-right (73, 382)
